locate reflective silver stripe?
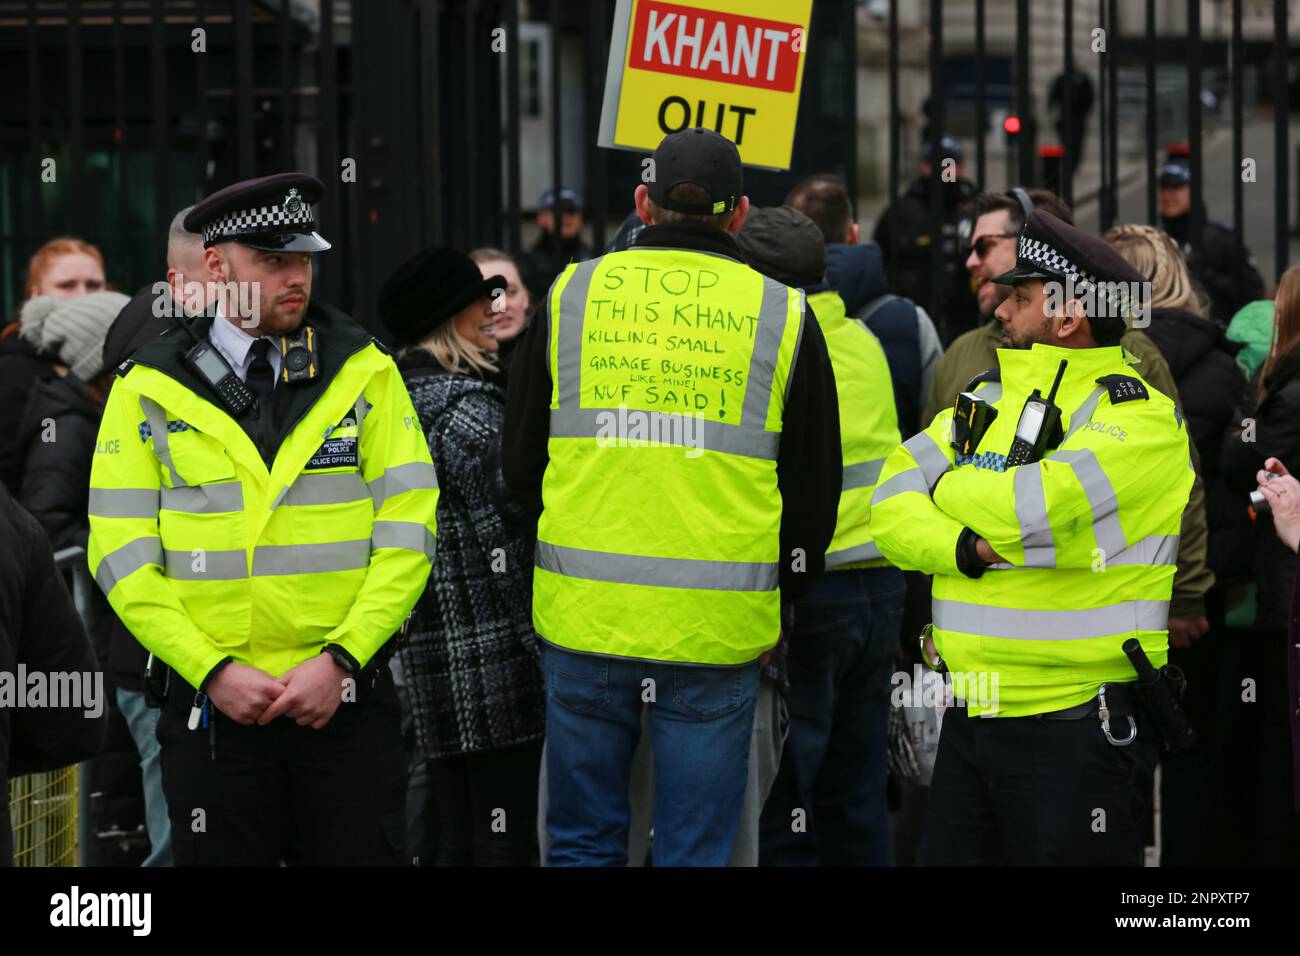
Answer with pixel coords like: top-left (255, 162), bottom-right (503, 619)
top-left (251, 540), bottom-right (371, 575)
top-left (283, 472), bottom-right (370, 507)
top-left (871, 467), bottom-right (929, 503)
top-left (95, 537), bottom-right (163, 593)
top-left (160, 481), bottom-right (243, 514)
top-left (549, 258), bottom-right (787, 460)
top-left (741, 279), bottom-right (790, 429)
top-left (825, 541), bottom-right (882, 568)
top-left (1013, 464), bottom-right (1055, 568)
top-left (140, 397), bottom-right (185, 487)
top-left (1106, 533), bottom-right (1179, 567)
top-left (368, 461), bottom-right (440, 507)
top-left (354, 393), bottom-right (371, 443)
top-left (783, 290), bottom-right (806, 403)
top-left (372, 520), bottom-right (437, 559)
top-left (932, 598), bottom-right (1171, 640)
top-left (1064, 385), bottom-right (1109, 440)
top-left (89, 487), bottom-right (160, 519)
top-left (843, 458), bottom-right (885, 491)
top-left (976, 381), bottom-right (1003, 404)
top-left (536, 541), bottom-right (778, 591)
top-left (556, 256), bottom-right (603, 410)
top-left (164, 548), bottom-right (247, 580)
top-left (548, 407), bottom-right (779, 459)
top-left (1054, 448), bottom-right (1127, 556)
top-left (903, 431), bottom-right (952, 487)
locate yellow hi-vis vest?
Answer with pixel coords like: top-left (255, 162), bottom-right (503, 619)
top-left (806, 289), bottom-right (901, 569)
top-left (87, 329), bottom-right (440, 689)
top-left (532, 248), bottom-right (805, 665)
top-left (870, 343), bottom-right (1194, 716)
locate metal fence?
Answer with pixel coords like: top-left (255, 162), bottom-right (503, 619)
top-left (1, 0), bottom-right (860, 332)
top-left (895, 0), bottom-right (1292, 310)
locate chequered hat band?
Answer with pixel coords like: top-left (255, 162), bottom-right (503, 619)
top-left (1017, 235), bottom-right (1136, 318)
top-left (202, 197), bottom-right (315, 244)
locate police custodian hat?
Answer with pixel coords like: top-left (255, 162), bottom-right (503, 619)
top-left (994, 210), bottom-right (1145, 331)
top-left (184, 172), bottom-right (331, 253)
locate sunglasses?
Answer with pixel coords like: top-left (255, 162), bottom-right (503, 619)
top-left (968, 232), bottom-right (1019, 259)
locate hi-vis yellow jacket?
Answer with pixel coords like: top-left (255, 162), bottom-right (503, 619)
top-left (806, 289), bottom-right (900, 570)
top-left (532, 248), bottom-right (804, 665)
top-left (87, 308), bottom-right (439, 690)
top-left (870, 343), bottom-right (1194, 716)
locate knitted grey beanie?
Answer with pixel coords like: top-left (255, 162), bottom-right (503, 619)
top-left (19, 291), bottom-right (130, 381)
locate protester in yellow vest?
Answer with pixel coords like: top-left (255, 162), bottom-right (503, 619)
top-left (871, 211), bottom-right (1195, 865)
top-left (87, 173), bottom-right (438, 865)
top-left (735, 205), bottom-right (905, 866)
top-left (502, 129), bottom-right (842, 866)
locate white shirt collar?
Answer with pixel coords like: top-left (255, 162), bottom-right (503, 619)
top-left (208, 304), bottom-right (281, 381)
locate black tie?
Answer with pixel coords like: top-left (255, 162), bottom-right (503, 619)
top-left (247, 338), bottom-right (275, 399)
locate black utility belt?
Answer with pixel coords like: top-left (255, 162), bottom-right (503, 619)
top-left (1036, 681), bottom-right (1140, 721)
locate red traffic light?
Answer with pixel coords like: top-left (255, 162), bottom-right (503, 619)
top-left (1003, 115), bottom-right (1022, 134)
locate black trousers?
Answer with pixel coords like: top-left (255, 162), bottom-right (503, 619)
top-left (158, 663), bottom-right (408, 866)
top-left (424, 739), bottom-right (544, 867)
top-left (918, 702), bottom-right (1158, 866)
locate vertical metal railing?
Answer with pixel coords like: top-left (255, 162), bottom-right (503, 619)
top-left (1188, 0), bottom-right (1203, 259)
top-left (887, 0), bottom-right (899, 270)
top-left (318, 0), bottom-right (342, 306)
top-left (1106, 0), bottom-right (1117, 227)
top-left (505, 0), bottom-right (522, 255)
top-left (196, 1), bottom-right (211, 199)
top-left (234, 0), bottom-right (255, 180)
top-left (1275, 0), bottom-right (1290, 284)
top-left (67, 0), bottom-right (83, 234)
top-left (149, 0), bottom-right (168, 248)
top-left (1232, 0), bottom-right (1245, 301)
top-left (975, 0), bottom-right (986, 189)
top-left (586, 0), bottom-right (609, 251)
top-left (928, 0), bottom-right (944, 310)
top-left (1146, 0), bottom-right (1157, 223)
top-left (549, 0), bottom-right (564, 276)
top-left (1016, 0), bottom-right (1032, 186)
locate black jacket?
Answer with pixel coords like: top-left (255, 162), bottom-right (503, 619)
top-left (0, 334), bottom-right (60, 496)
top-left (502, 220), bottom-right (842, 606)
top-left (17, 373), bottom-right (100, 553)
top-left (518, 232), bottom-right (595, 304)
top-left (1222, 344), bottom-right (1300, 630)
top-left (1162, 211), bottom-right (1266, 325)
top-left (1142, 307), bottom-right (1253, 582)
top-left (0, 485), bottom-right (108, 865)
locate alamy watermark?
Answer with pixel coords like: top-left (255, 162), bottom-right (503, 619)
top-left (594, 404), bottom-right (706, 459)
top-left (151, 279), bottom-right (262, 328)
top-left (1042, 276), bottom-right (1151, 328)
top-left (891, 664), bottom-right (1001, 713)
top-left (0, 666), bottom-right (104, 718)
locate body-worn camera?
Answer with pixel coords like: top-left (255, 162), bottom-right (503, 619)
top-left (279, 325), bottom-right (319, 383)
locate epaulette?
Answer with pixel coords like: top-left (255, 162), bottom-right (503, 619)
top-left (115, 359), bottom-right (136, 379)
top-left (1095, 373), bottom-right (1149, 404)
top-left (964, 366), bottom-right (1001, 391)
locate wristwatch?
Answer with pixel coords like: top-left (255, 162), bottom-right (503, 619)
top-left (322, 644), bottom-right (358, 675)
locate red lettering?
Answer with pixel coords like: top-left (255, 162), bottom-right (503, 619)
top-left (629, 1), bottom-right (802, 93)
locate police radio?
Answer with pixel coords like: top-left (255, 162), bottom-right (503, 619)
top-left (1005, 359), bottom-right (1068, 467)
top-left (170, 312), bottom-right (255, 415)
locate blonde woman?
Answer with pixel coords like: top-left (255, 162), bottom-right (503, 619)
top-left (1107, 223), bottom-right (1253, 864)
top-left (378, 247), bottom-right (545, 866)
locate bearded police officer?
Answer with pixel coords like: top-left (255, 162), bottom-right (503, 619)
top-left (87, 173), bottom-right (439, 865)
top-left (870, 211), bottom-right (1195, 865)
top-left (503, 129), bottom-right (842, 866)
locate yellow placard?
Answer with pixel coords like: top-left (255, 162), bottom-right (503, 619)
top-left (598, 0), bottom-right (813, 171)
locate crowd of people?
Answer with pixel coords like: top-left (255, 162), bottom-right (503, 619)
top-left (2, 128), bottom-right (1299, 868)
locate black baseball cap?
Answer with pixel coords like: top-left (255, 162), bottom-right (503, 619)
top-left (647, 128), bottom-right (743, 216)
top-left (1157, 162), bottom-right (1191, 187)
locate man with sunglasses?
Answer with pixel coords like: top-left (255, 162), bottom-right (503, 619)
top-left (925, 188), bottom-right (1214, 656)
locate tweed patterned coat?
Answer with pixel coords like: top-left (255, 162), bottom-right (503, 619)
top-left (398, 356), bottom-right (545, 759)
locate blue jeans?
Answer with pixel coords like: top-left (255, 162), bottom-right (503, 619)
top-left (542, 643), bottom-right (760, 866)
top-left (116, 687), bottom-right (173, 866)
top-left (759, 566), bottom-right (904, 865)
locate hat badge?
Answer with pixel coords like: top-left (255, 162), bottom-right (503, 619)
top-left (284, 188), bottom-right (304, 215)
